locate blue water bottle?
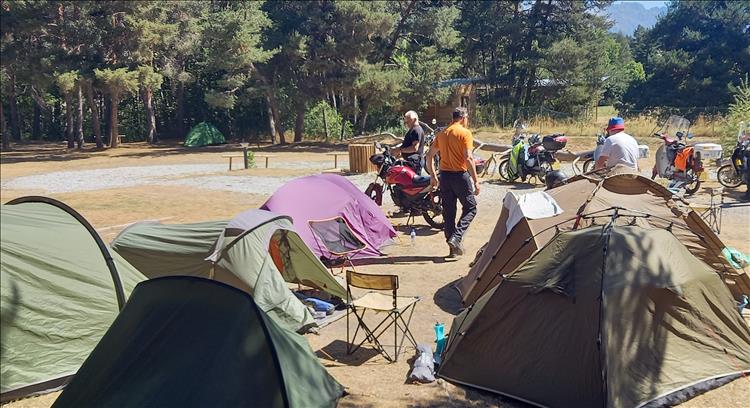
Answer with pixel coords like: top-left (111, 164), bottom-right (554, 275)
top-left (434, 322), bottom-right (446, 364)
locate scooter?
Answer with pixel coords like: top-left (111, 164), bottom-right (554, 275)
top-left (365, 142), bottom-right (444, 229)
top-left (651, 115), bottom-right (703, 195)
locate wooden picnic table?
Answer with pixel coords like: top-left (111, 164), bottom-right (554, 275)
top-left (326, 152), bottom-right (346, 169)
top-left (222, 153), bottom-right (275, 170)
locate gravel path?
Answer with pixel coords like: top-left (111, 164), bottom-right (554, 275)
top-left (1, 161), bottom-right (519, 209)
top-left (2, 164), bottom-right (226, 193)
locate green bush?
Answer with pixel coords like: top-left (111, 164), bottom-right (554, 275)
top-left (304, 101), bottom-right (353, 140)
top-left (722, 76), bottom-right (750, 153)
top-left (245, 150), bottom-right (256, 168)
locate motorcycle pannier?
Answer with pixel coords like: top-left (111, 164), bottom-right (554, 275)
top-left (674, 147), bottom-right (693, 172)
top-left (542, 135), bottom-right (567, 151)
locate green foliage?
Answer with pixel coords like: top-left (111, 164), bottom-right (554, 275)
top-left (56, 71), bottom-right (80, 96)
top-left (722, 75), bottom-right (750, 152)
top-left (200, 2), bottom-right (275, 110)
top-left (1, 0), bottom-right (744, 147)
top-left (95, 68), bottom-right (139, 98)
top-left (137, 66), bottom-right (163, 90)
top-left (624, 1), bottom-right (750, 109)
top-left (304, 101), bottom-right (353, 140)
top-left (245, 150), bottom-right (256, 168)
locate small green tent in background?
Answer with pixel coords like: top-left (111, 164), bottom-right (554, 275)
top-left (0, 197), bottom-right (145, 403)
top-left (184, 122), bottom-right (226, 147)
top-left (52, 277), bottom-right (345, 408)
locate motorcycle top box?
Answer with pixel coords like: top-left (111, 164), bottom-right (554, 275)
top-left (542, 134), bottom-right (567, 151)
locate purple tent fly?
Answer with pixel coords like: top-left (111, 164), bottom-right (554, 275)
top-left (262, 174), bottom-right (395, 260)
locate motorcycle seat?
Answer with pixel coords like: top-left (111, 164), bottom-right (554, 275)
top-left (412, 175), bottom-right (431, 187)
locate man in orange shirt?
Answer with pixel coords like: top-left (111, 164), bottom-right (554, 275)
top-left (426, 107), bottom-right (480, 257)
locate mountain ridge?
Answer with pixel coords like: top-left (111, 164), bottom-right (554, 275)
top-left (604, 2), bottom-right (667, 36)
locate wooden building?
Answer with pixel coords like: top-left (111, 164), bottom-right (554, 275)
top-left (423, 78), bottom-right (483, 126)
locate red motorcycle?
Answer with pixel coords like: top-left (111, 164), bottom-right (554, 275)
top-left (365, 143), bottom-right (444, 229)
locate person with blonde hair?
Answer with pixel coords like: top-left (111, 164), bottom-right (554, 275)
top-left (392, 110), bottom-right (425, 173)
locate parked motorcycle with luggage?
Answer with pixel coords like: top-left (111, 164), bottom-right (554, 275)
top-left (650, 115), bottom-right (704, 195)
top-left (717, 122), bottom-right (750, 190)
top-left (365, 142), bottom-right (444, 229)
top-left (498, 132), bottom-right (567, 184)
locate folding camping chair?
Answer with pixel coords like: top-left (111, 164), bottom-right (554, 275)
top-left (694, 187), bottom-right (724, 234)
top-left (345, 270), bottom-right (420, 362)
top-left (309, 217), bottom-right (368, 275)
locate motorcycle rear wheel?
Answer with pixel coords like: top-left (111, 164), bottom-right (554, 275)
top-left (717, 165), bottom-right (743, 188)
top-left (683, 169), bottom-right (701, 195)
top-left (422, 193), bottom-right (445, 229)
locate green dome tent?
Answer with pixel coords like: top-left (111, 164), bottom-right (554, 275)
top-left (0, 197), bottom-right (145, 403)
top-left (439, 226), bottom-right (750, 407)
top-left (184, 122), bottom-right (226, 147)
top-left (111, 209), bottom-right (347, 333)
top-left (52, 276), bottom-right (344, 408)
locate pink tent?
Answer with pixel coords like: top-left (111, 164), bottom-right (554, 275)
top-left (261, 174), bottom-right (396, 260)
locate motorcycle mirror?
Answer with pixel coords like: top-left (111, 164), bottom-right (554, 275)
top-left (687, 133), bottom-right (694, 139)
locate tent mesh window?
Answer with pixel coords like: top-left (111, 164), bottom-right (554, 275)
top-left (309, 217), bottom-right (367, 267)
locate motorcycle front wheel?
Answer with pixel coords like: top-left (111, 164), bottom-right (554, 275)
top-left (364, 182), bottom-right (384, 206)
top-left (582, 159), bottom-right (595, 173)
top-left (498, 159), bottom-right (513, 182)
top-left (422, 192), bottom-right (445, 229)
top-left (717, 165), bottom-right (743, 188)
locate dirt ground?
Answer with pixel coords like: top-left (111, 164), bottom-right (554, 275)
top-left (1, 137), bottom-right (749, 408)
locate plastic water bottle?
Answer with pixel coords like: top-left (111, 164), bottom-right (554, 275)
top-left (410, 228), bottom-right (416, 246)
top-left (434, 322), bottom-right (446, 364)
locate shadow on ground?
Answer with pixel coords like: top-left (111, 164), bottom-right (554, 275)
top-left (395, 224), bottom-right (442, 237)
top-left (317, 339), bottom-right (381, 367)
top-left (0, 140), bottom-right (350, 165)
top-left (484, 178), bottom-right (540, 190)
top-left (354, 255), bottom-right (456, 266)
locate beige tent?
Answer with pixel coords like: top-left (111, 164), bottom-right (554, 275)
top-left (456, 171), bottom-right (749, 306)
top-left (439, 226), bottom-right (750, 408)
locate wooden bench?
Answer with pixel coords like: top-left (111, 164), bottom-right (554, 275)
top-left (326, 152), bottom-right (346, 169)
top-left (254, 154), bottom-right (274, 169)
top-left (222, 153), bottom-right (274, 170)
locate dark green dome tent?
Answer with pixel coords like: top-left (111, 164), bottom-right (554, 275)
top-left (0, 197), bottom-right (145, 403)
top-left (52, 276), bottom-right (345, 408)
top-left (184, 122), bottom-right (226, 147)
top-left (439, 226), bottom-right (750, 408)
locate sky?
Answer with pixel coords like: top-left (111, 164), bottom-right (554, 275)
top-left (614, 0), bottom-right (668, 9)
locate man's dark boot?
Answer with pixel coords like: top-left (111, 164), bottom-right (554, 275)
top-left (448, 236), bottom-right (464, 256)
top-left (446, 244), bottom-right (457, 259)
